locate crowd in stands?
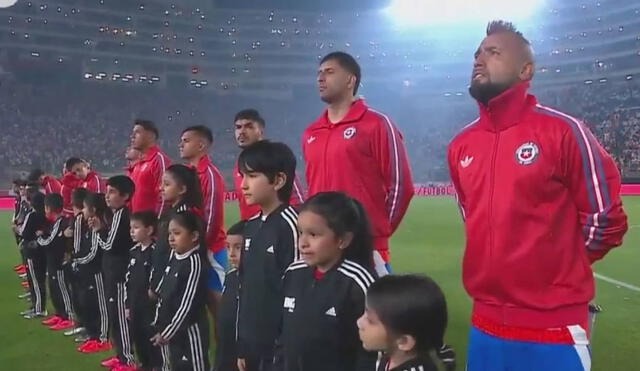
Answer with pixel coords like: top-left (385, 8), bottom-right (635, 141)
top-left (1, 79), bottom-right (639, 186)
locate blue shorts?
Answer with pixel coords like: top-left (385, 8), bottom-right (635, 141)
top-left (467, 326), bottom-right (591, 371)
top-left (207, 249), bottom-right (228, 292)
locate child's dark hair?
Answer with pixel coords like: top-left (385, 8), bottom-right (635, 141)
top-left (169, 211), bottom-right (212, 270)
top-left (72, 188), bottom-right (90, 209)
top-left (165, 164), bottom-right (204, 209)
top-left (367, 274), bottom-right (448, 354)
top-left (300, 192), bottom-right (374, 273)
top-left (27, 168), bottom-right (44, 182)
top-left (44, 193), bottom-right (64, 212)
top-left (107, 175), bottom-right (135, 201)
top-left (84, 193), bottom-right (112, 224)
top-left (238, 140), bottom-right (296, 203)
top-left (227, 220), bottom-right (245, 236)
top-left (131, 211), bottom-right (158, 234)
top-left (29, 191), bottom-right (46, 215)
top-left (64, 157), bottom-right (85, 172)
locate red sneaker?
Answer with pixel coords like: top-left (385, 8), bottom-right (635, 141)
top-left (21, 281), bottom-right (29, 288)
top-left (80, 340), bottom-right (113, 356)
top-left (77, 339), bottom-right (97, 352)
top-left (42, 315), bottom-right (62, 326)
top-left (50, 319), bottom-right (74, 331)
top-left (100, 356), bottom-right (121, 367)
top-left (14, 264), bottom-right (25, 271)
top-left (16, 266), bottom-right (27, 274)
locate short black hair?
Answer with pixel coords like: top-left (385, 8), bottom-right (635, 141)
top-left (44, 193), bottom-right (64, 212)
top-left (320, 51), bottom-right (362, 96)
top-left (238, 140), bottom-right (296, 203)
top-left (131, 210), bottom-right (158, 231)
top-left (227, 220), bottom-right (245, 236)
top-left (234, 109), bottom-right (266, 128)
top-left (72, 188), bottom-right (89, 209)
top-left (64, 157), bottom-right (85, 172)
top-left (182, 125), bottom-right (213, 144)
top-left (27, 169), bottom-right (44, 182)
top-left (134, 119), bottom-right (159, 139)
top-left (12, 178), bottom-right (26, 186)
top-left (29, 191), bottom-right (46, 215)
top-left (107, 175), bottom-right (135, 201)
top-left (367, 274), bottom-right (448, 354)
top-left (486, 20), bottom-right (530, 46)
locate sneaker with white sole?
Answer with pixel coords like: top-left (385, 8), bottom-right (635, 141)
top-left (23, 311), bottom-right (47, 319)
top-left (64, 327), bottom-right (86, 336)
top-left (18, 293), bottom-right (31, 299)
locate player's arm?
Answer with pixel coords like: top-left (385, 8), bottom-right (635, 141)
top-left (153, 155), bottom-right (169, 215)
top-left (447, 143), bottom-right (467, 221)
top-left (159, 254), bottom-right (202, 340)
top-left (96, 210), bottom-right (124, 251)
top-left (561, 124), bottom-right (628, 263)
top-left (276, 213), bottom-right (299, 273)
top-left (202, 169), bottom-right (224, 251)
top-left (372, 116), bottom-right (414, 233)
top-left (37, 219), bottom-right (61, 246)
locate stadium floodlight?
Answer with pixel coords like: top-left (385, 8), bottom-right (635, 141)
top-left (84, 73), bottom-right (93, 79)
top-left (0, 0), bottom-right (18, 8)
top-left (384, 0), bottom-right (545, 27)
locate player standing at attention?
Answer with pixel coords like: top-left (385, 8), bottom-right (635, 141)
top-left (303, 51), bottom-right (414, 277)
top-left (129, 120), bottom-right (171, 214)
top-left (448, 20), bottom-right (628, 371)
top-left (233, 109), bottom-right (304, 220)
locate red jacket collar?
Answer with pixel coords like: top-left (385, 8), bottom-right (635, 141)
top-left (62, 172), bottom-right (79, 186)
top-left (477, 81), bottom-right (537, 132)
top-left (195, 155), bottom-right (212, 174)
top-left (317, 98), bottom-right (369, 127)
top-left (141, 145), bottom-right (161, 163)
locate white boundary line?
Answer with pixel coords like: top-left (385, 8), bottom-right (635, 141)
top-left (594, 273), bottom-right (640, 292)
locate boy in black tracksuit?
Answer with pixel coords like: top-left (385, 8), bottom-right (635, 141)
top-left (125, 211), bottom-right (161, 371)
top-left (18, 191), bottom-right (48, 318)
top-left (236, 141), bottom-right (299, 371)
top-left (93, 176), bottom-right (136, 367)
top-left (214, 221), bottom-right (245, 371)
top-left (38, 194), bottom-right (73, 325)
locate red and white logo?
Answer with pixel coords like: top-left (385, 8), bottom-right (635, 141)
top-left (343, 127), bottom-right (356, 139)
top-left (515, 142), bottom-right (539, 165)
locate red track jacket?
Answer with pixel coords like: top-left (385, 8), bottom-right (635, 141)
top-left (195, 155), bottom-right (227, 253)
top-left (448, 82), bottom-right (628, 339)
top-left (41, 175), bottom-right (62, 195)
top-left (233, 159), bottom-right (305, 221)
top-left (81, 170), bottom-right (104, 193)
top-left (130, 145), bottom-right (171, 214)
top-left (303, 99), bottom-right (414, 261)
top-left (61, 173), bottom-right (80, 216)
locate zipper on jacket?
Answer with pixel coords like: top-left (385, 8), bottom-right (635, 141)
top-left (488, 132), bottom-right (500, 269)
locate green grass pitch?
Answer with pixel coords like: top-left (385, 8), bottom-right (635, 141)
top-left (0, 197), bottom-right (638, 370)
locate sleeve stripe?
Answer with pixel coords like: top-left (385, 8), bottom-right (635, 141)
top-left (337, 267), bottom-right (372, 295)
top-left (38, 219), bottom-right (61, 246)
top-left (205, 167), bottom-right (216, 240)
top-left (98, 209), bottom-right (122, 250)
top-left (94, 175), bottom-right (102, 193)
top-left (281, 207), bottom-right (299, 261)
top-left (535, 105), bottom-right (611, 249)
top-left (18, 212), bottom-right (32, 236)
top-left (73, 216), bottom-right (81, 253)
top-left (77, 230), bottom-right (99, 264)
top-left (161, 254), bottom-right (201, 340)
top-left (157, 154), bottom-right (167, 214)
top-left (342, 259), bottom-right (376, 284)
top-left (368, 108), bottom-right (402, 223)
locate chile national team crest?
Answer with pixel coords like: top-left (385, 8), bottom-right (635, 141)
top-left (515, 142), bottom-right (540, 165)
top-left (343, 127), bottom-right (356, 139)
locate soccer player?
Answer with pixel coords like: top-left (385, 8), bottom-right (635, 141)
top-left (61, 158), bottom-right (83, 216)
top-left (66, 157), bottom-right (104, 193)
top-left (233, 109), bottom-right (304, 220)
top-left (179, 126), bottom-right (228, 319)
top-left (448, 20), bottom-right (629, 371)
top-left (303, 52), bottom-right (414, 276)
top-left (235, 141), bottom-right (299, 371)
top-left (129, 120), bottom-right (171, 213)
top-left (28, 168), bottom-right (62, 195)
